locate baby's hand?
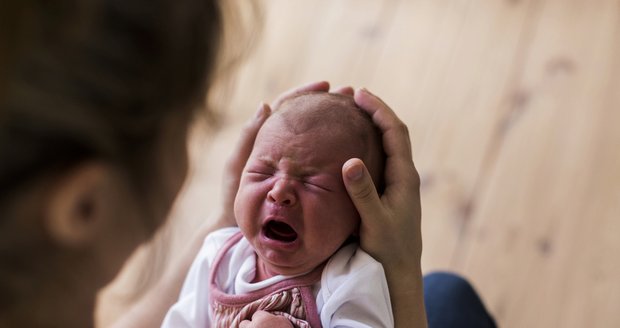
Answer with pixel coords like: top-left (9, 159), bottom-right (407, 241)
top-left (238, 311), bottom-right (294, 328)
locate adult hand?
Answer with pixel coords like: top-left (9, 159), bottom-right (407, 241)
top-left (342, 88), bottom-right (426, 328)
top-left (343, 87), bottom-right (422, 271)
top-left (239, 311), bottom-right (294, 328)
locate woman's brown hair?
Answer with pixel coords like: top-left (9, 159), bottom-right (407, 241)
top-left (0, 0), bottom-right (222, 201)
top-left (0, 0), bottom-right (225, 318)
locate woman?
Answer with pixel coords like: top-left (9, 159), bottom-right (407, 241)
top-left (0, 1), bottom-right (493, 327)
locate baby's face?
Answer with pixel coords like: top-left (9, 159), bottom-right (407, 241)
top-left (234, 105), bottom-right (365, 278)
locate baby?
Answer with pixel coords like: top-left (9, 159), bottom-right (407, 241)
top-left (163, 92), bottom-right (393, 328)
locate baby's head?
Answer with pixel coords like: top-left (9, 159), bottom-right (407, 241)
top-left (234, 92), bottom-right (385, 278)
top-left (271, 92), bottom-right (385, 188)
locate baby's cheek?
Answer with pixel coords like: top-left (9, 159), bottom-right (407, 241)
top-left (235, 185), bottom-right (265, 224)
top-left (233, 189), bottom-right (243, 220)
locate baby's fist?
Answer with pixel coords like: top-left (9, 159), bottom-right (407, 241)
top-left (238, 311), bottom-right (294, 328)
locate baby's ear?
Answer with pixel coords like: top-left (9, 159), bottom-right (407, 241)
top-left (44, 162), bottom-right (113, 247)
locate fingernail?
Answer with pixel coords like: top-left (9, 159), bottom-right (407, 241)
top-left (255, 102), bottom-right (267, 119)
top-left (346, 164), bottom-right (363, 181)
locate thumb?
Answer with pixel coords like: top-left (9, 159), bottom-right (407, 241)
top-left (342, 158), bottom-right (383, 224)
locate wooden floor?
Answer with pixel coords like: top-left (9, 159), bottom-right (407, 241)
top-left (98, 1), bottom-right (620, 327)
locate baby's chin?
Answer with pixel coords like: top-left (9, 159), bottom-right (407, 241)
top-left (255, 252), bottom-right (324, 280)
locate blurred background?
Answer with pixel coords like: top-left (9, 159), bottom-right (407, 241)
top-left (98, 1), bottom-right (620, 327)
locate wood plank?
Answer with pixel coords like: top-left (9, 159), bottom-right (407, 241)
top-left (371, 0), bottom-right (540, 270)
top-left (459, 0), bottom-right (620, 326)
top-left (227, 0), bottom-right (396, 122)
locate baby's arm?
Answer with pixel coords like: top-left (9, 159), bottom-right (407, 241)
top-left (161, 227), bottom-right (239, 327)
top-left (319, 245), bottom-right (394, 328)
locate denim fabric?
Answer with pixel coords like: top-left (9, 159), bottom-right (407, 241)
top-left (424, 272), bottom-right (498, 328)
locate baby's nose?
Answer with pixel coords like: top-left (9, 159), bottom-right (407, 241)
top-left (267, 179), bottom-right (297, 207)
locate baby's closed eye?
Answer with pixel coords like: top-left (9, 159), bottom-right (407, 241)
top-left (246, 166), bottom-right (274, 181)
top-left (302, 176), bottom-right (334, 192)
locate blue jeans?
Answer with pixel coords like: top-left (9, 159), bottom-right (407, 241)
top-left (424, 272), bottom-right (498, 328)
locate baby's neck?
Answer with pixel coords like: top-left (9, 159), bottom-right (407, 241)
top-left (253, 256), bottom-right (327, 283)
top-left (253, 256), bottom-right (275, 283)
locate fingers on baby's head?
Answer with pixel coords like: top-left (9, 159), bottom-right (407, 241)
top-left (273, 92), bottom-right (385, 190)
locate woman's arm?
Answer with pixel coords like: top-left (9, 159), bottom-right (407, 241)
top-left (343, 88), bottom-right (427, 328)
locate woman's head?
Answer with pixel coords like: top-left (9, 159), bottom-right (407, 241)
top-left (234, 92), bottom-right (385, 278)
top-left (0, 0), bottom-right (224, 319)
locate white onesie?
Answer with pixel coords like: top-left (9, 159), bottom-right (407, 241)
top-left (162, 227), bottom-right (393, 328)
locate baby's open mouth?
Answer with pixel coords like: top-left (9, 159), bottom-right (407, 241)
top-left (264, 221), bottom-right (298, 242)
